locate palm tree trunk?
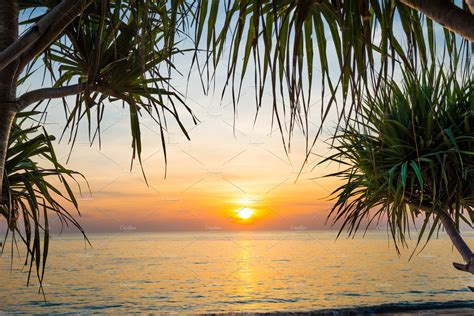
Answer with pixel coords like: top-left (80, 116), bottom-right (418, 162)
top-left (0, 0), bottom-right (19, 99)
top-left (0, 107), bottom-right (14, 201)
top-left (0, 0), bottom-right (18, 203)
top-left (400, 0), bottom-right (474, 41)
top-left (438, 211), bottom-right (474, 274)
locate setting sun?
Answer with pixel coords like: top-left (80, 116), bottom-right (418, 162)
top-left (236, 208), bottom-right (255, 219)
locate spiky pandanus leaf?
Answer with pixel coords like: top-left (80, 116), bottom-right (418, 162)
top-left (323, 65), bottom-right (474, 253)
top-left (19, 1), bottom-right (198, 176)
top-left (193, 0), bottom-right (472, 153)
top-left (18, 1), bottom-right (472, 159)
top-left (1, 112), bottom-right (88, 292)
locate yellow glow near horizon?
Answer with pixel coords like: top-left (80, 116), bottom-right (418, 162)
top-left (236, 208), bottom-right (255, 220)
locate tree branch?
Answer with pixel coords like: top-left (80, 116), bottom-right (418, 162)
top-left (17, 84), bottom-right (87, 111)
top-left (400, 0), bottom-right (474, 41)
top-left (406, 198), bottom-right (474, 274)
top-left (0, 0), bottom-right (90, 73)
top-left (438, 211), bottom-right (474, 274)
top-left (466, 0), bottom-right (474, 15)
top-left (438, 211), bottom-right (473, 263)
top-left (16, 84), bottom-right (135, 111)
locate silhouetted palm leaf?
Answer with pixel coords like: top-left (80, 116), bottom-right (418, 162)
top-left (21, 1), bottom-right (198, 176)
top-left (193, 0), bottom-right (471, 152)
top-left (1, 111), bottom-right (88, 293)
top-left (323, 64), bottom-right (473, 254)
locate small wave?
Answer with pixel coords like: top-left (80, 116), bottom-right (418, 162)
top-left (244, 300), bottom-right (474, 315)
top-left (339, 292), bottom-right (370, 297)
top-left (219, 298), bottom-right (300, 306)
top-left (83, 303), bottom-right (125, 310)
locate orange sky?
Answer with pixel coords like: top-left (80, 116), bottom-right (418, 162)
top-left (11, 27), bottom-right (352, 234)
top-left (5, 0), bottom-right (458, 236)
top-left (6, 7), bottom-right (386, 234)
top-left (41, 74), bottom-right (344, 233)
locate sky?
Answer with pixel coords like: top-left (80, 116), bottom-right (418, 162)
top-left (32, 41), bottom-right (345, 233)
top-left (39, 62), bottom-right (342, 233)
top-left (0, 3), bottom-right (356, 234)
top-left (7, 3), bottom-right (458, 234)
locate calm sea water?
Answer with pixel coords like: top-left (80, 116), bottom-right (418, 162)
top-left (1, 231), bottom-right (474, 314)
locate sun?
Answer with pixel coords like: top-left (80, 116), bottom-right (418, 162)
top-left (236, 207), bottom-right (255, 220)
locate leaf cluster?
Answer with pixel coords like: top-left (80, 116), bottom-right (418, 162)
top-left (324, 65), bottom-right (474, 252)
top-left (1, 112), bottom-right (88, 293)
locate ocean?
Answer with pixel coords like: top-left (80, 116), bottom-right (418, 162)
top-left (1, 231), bottom-right (473, 314)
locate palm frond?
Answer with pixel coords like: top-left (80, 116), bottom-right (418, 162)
top-left (323, 63), bottom-right (474, 252)
top-left (19, 1), bottom-right (198, 176)
top-left (1, 111), bottom-right (88, 292)
top-left (193, 0), bottom-right (471, 152)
